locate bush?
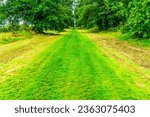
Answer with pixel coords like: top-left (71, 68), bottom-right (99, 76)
top-left (123, 0), bottom-right (150, 39)
top-left (88, 27), bottom-right (99, 33)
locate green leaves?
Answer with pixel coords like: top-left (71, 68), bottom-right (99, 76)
top-left (123, 0), bottom-right (150, 38)
top-left (76, 0), bottom-right (149, 39)
top-left (0, 0), bottom-right (73, 32)
top-left (0, 0), bottom-right (149, 38)
top-left (76, 4), bottom-right (98, 28)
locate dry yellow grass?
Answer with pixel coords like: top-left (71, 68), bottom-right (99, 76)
top-left (0, 33), bottom-right (12, 40)
top-left (0, 33), bottom-right (61, 82)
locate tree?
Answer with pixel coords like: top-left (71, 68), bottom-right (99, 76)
top-left (76, 0), bottom-right (99, 28)
top-left (0, 0), bottom-right (6, 29)
top-left (76, 0), bottom-right (150, 38)
top-left (76, 4), bottom-right (98, 28)
top-left (76, 0), bottom-right (124, 30)
top-left (1, 0), bottom-right (73, 33)
top-left (123, 0), bottom-right (150, 38)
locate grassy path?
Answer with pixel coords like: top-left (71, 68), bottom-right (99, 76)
top-left (0, 30), bottom-right (149, 99)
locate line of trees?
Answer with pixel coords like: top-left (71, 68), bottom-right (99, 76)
top-left (76, 0), bottom-right (150, 38)
top-left (0, 0), bottom-right (149, 38)
top-left (0, 0), bottom-right (74, 33)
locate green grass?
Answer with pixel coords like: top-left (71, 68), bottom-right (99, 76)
top-left (113, 33), bottom-right (150, 48)
top-left (0, 37), bottom-right (23, 44)
top-left (98, 31), bottom-right (150, 48)
top-left (0, 31), bottom-right (32, 44)
top-left (0, 30), bottom-right (149, 100)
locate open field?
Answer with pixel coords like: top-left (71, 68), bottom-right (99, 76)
top-left (0, 30), bottom-right (150, 99)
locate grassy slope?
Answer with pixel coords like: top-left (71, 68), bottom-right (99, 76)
top-left (0, 30), bottom-right (149, 99)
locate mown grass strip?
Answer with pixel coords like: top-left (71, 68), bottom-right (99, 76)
top-left (0, 30), bottom-right (149, 100)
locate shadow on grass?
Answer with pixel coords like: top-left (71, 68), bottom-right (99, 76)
top-left (42, 32), bottom-right (61, 36)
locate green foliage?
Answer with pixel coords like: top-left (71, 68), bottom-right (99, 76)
top-left (0, 23), bottom-right (31, 32)
top-left (88, 26), bottom-right (99, 33)
top-left (123, 0), bottom-right (150, 38)
top-left (0, 31), bottom-right (33, 44)
top-left (0, 37), bottom-right (22, 44)
top-left (0, 0), bottom-right (149, 38)
top-left (102, 31), bottom-right (150, 47)
top-left (76, 0), bottom-right (150, 39)
top-left (76, 0), bottom-right (123, 30)
top-left (76, 4), bottom-right (98, 28)
top-left (0, 0), bottom-right (73, 33)
top-left (116, 33), bottom-right (150, 48)
top-left (0, 1), bottom-right (6, 28)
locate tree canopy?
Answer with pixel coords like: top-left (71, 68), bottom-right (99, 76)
top-left (0, 0), bottom-right (73, 33)
top-left (76, 0), bottom-right (150, 38)
top-left (0, 0), bottom-right (149, 38)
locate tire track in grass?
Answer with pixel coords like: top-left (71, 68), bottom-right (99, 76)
top-left (0, 30), bottom-right (149, 99)
top-left (23, 30), bottom-right (148, 99)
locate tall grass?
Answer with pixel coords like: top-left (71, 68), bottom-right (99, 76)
top-left (0, 31), bottom-right (33, 44)
top-left (96, 31), bottom-right (150, 48)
